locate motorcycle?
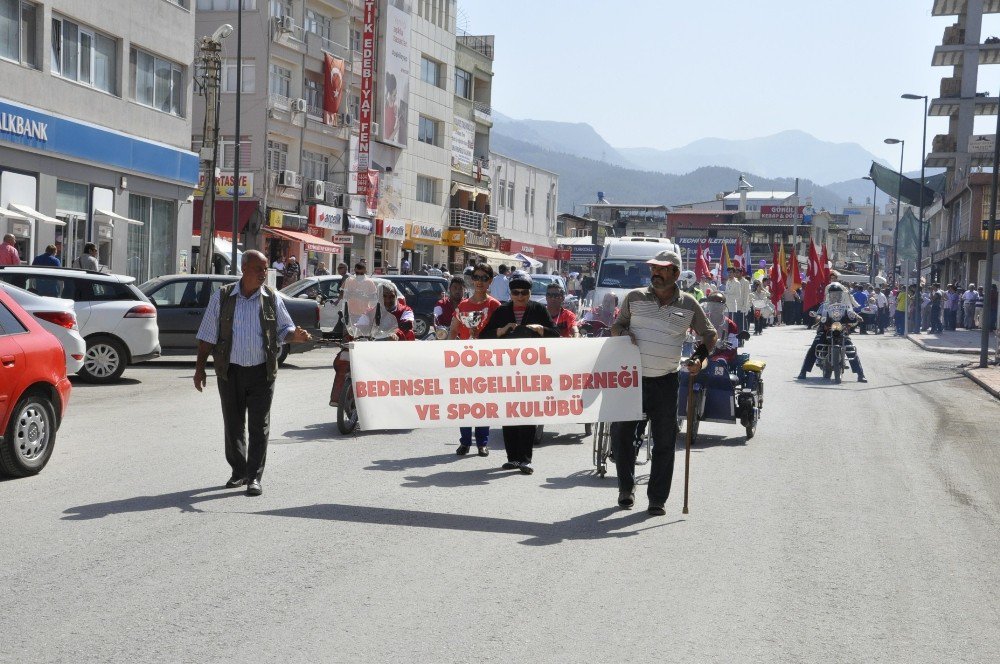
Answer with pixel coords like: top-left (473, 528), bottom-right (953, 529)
top-left (329, 277), bottom-right (398, 434)
top-left (812, 303), bottom-right (857, 384)
top-left (678, 335), bottom-right (764, 441)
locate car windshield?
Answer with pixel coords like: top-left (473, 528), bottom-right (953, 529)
top-left (530, 280), bottom-right (553, 295)
top-left (597, 259), bottom-right (651, 288)
top-left (281, 278), bottom-right (317, 295)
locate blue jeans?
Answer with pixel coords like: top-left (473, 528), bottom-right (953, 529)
top-left (459, 426), bottom-right (489, 447)
top-left (612, 373), bottom-right (678, 506)
top-left (894, 310), bottom-right (905, 335)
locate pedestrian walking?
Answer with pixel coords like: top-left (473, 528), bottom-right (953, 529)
top-left (489, 264), bottom-right (511, 302)
top-left (479, 273), bottom-right (559, 474)
top-left (609, 250), bottom-right (716, 516)
top-left (963, 283), bottom-right (979, 329)
top-left (32, 244), bottom-right (61, 268)
top-left (194, 250), bottom-right (312, 496)
top-left (0, 234), bottom-right (19, 266)
top-left (284, 255), bottom-right (301, 284)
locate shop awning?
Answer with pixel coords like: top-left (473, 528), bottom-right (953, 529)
top-left (193, 200), bottom-right (257, 234)
top-left (265, 228), bottom-right (343, 255)
top-left (94, 208), bottom-right (144, 226)
top-left (0, 208), bottom-right (31, 222)
top-left (464, 247), bottom-right (524, 270)
top-left (514, 252), bottom-right (543, 268)
top-left (7, 204), bottom-right (65, 226)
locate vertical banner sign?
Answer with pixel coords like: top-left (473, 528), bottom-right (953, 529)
top-left (357, 0), bottom-right (377, 197)
top-left (322, 53), bottom-right (345, 124)
top-left (381, 0), bottom-right (412, 147)
top-left (366, 169), bottom-right (380, 216)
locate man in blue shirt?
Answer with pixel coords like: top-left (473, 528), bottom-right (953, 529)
top-left (852, 284), bottom-right (869, 334)
top-left (31, 244), bottom-right (61, 267)
top-left (194, 250), bottom-right (311, 496)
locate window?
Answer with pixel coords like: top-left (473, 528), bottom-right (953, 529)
top-left (221, 58), bottom-right (254, 93)
top-left (128, 195), bottom-right (176, 281)
top-left (349, 93), bottom-right (360, 121)
top-left (507, 183), bottom-right (514, 209)
top-left (305, 9), bottom-right (331, 41)
top-left (497, 179), bottom-right (505, 209)
top-left (130, 47), bottom-right (184, 115)
top-left (455, 68), bottom-right (471, 99)
top-left (418, 115), bottom-right (439, 146)
top-left (416, 175), bottom-right (436, 204)
top-left (0, 0), bottom-right (37, 67)
top-left (0, 301), bottom-right (27, 335)
top-left (267, 139), bottom-right (288, 171)
top-left (420, 55), bottom-right (441, 88)
top-left (350, 26), bottom-right (362, 53)
top-left (269, 0), bottom-right (290, 18)
top-left (546, 192), bottom-right (552, 220)
top-left (147, 280), bottom-right (207, 307)
top-left (524, 187), bottom-right (530, 214)
top-left (301, 150), bottom-right (328, 181)
top-left (219, 137), bottom-right (251, 169)
top-left (303, 77), bottom-right (321, 111)
top-left (531, 188), bottom-right (536, 216)
top-left (51, 16), bottom-right (117, 94)
top-left (197, 0), bottom-right (255, 9)
top-left (269, 63), bottom-right (291, 97)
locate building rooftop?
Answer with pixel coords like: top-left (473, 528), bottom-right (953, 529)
top-left (722, 191), bottom-right (796, 201)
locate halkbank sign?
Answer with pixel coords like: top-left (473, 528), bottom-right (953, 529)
top-left (0, 111), bottom-right (48, 142)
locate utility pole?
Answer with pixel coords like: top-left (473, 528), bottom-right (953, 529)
top-left (231, 5), bottom-right (243, 274)
top-left (195, 25), bottom-right (232, 274)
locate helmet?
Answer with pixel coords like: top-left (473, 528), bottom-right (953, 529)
top-left (679, 269), bottom-right (696, 289)
top-left (825, 282), bottom-right (848, 303)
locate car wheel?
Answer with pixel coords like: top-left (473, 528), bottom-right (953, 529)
top-left (80, 336), bottom-right (128, 383)
top-left (413, 315), bottom-right (430, 338)
top-left (0, 393), bottom-right (56, 477)
top-left (277, 343), bottom-right (290, 366)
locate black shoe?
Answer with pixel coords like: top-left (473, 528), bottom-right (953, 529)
top-left (618, 490), bottom-right (635, 509)
top-left (501, 461), bottom-right (520, 470)
top-left (246, 479), bottom-right (262, 496)
top-left (477, 445), bottom-right (489, 457)
top-left (456, 445), bottom-right (470, 456)
top-left (796, 373), bottom-right (807, 380)
top-left (648, 503), bottom-right (666, 516)
top-left (857, 375), bottom-right (868, 383)
top-left (519, 463), bottom-right (534, 475)
top-left (225, 475), bottom-right (245, 488)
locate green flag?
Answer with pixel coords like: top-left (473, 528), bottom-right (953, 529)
top-left (896, 208), bottom-right (921, 261)
top-left (869, 161), bottom-right (937, 207)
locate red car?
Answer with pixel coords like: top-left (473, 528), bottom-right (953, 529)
top-left (0, 288), bottom-right (71, 477)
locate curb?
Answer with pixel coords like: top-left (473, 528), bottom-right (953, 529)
top-left (962, 368), bottom-right (1000, 401)
top-left (906, 334), bottom-right (980, 355)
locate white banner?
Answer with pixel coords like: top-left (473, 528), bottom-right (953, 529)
top-left (451, 116), bottom-right (475, 166)
top-left (349, 337), bottom-right (643, 429)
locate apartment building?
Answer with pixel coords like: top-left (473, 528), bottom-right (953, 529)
top-left (488, 152), bottom-right (560, 272)
top-left (0, 0), bottom-right (198, 279)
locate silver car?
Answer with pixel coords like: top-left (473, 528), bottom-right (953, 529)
top-left (0, 282), bottom-right (86, 374)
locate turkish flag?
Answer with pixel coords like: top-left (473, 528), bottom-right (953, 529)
top-left (820, 243), bottom-right (831, 285)
top-left (733, 238), bottom-right (746, 271)
top-left (802, 240), bottom-right (824, 311)
top-left (695, 240), bottom-right (712, 281)
top-left (786, 244), bottom-right (802, 290)
top-left (323, 53), bottom-right (345, 125)
top-left (768, 244), bottom-right (785, 305)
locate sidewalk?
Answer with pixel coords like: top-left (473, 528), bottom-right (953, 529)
top-left (904, 329), bottom-right (1000, 400)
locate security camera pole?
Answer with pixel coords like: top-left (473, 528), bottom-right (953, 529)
top-left (196, 26), bottom-right (232, 274)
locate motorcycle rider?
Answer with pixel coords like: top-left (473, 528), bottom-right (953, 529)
top-left (796, 282), bottom-right (867, 382)
top-left (354, 282), bottom-right (416, 341)
top-left (679, 269), bottom-right (705, 301)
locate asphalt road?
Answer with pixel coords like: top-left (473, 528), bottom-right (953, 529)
top-left (1, 328), bottom-right (998, 663)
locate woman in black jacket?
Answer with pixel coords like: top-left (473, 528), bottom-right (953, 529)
top-left (479, 274), bottom-right (559, 474)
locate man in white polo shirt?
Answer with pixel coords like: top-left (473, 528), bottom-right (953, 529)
top-left (610, 249), bottom-right (717, 516)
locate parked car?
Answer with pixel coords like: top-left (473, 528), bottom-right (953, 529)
top-left (139, 274), bottom-right (322, 364)
top-left (0, 282), bottom-right (86, 374)
top-left (0, 266), bottom-right (160, 383)
top-left (528, 274), bottom-right (579, 313)
top-left (281, 276), bottom-right (344, 331)
top-left (0, 288), bottom-right (72, 477)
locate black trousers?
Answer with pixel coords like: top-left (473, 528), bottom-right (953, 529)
top-left (502, 425), bottom-right (536, 464)
top-left (612, 373), bottom-right (678, 505)
top-left (217, 363), bottom-right (275, 481)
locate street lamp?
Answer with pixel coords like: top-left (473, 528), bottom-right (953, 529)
top-left (863, 175), bottom-right (878, 285)
top-left (980, 90), bottom-right (1000, 367)
top-left (885, 137), bottom-right (907, 333)
top-left (902, 93), bottom-right (929, 293)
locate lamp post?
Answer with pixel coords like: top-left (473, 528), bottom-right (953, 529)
top-left (885, 137), bottom-right (906, 332)
top-left (863, 175), bottom-right (878, 285)
top-left (979, 90), bottom-right (1000, 367)
top-left (902, 94), bottom-right (929, 292)
top-left (230, 5), bottom-right (243, 273)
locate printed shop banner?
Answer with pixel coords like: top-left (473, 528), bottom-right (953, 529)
top-left (349, 337), bottom-right (643, 430)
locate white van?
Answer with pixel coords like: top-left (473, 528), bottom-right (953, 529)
top-left (191, 236), bottom-right (243, 275)
top-left (590, 236), bottom-right (681, 308)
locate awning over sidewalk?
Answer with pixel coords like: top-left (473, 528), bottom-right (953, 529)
top-left (7, 204), bottom-right (65, 226)
top-left (265, 228), bottom-right (343, 255)
top-left (464, 247), bottom-right (524, 270)
top-left (94, 208), bottom-right (143, 226)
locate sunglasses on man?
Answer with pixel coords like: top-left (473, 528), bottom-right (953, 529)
top-left (510, 289), bottom-right (530, 296)
top-left (471, 274), bottom-right (490, 282)
top-left (546, 292), bottom-right (564, 298)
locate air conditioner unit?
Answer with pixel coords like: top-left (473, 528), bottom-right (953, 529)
top-left (278, 170), bottom-right (297, 187)
top-left (325, 190), bottom-right (343, 206)
top-left (306, 179), bottom-right (325, 201)
top-left (292, 98), bottom-right (307, 113)
top-left (276, 15), bottom-right (293, 32)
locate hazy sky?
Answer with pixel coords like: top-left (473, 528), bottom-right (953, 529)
top-left (458, 0), bottom-right (1000, 173)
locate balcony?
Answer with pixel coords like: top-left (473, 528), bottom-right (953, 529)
top-left (456, 32), bottom-right (494, 60)
top-left (305, 31), bottom-right (351, 62)
top-left (450, 208), bottom-right (498, 234)
top-left (932, 41), bottom-right (1000, 66)
top-left (473, 101), bottom-right (492, 125)
top-left (929, 94), bottom-right (999, 117)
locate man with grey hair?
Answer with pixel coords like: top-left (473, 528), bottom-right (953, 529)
top-left (0, 233), bottom-right (20, 266)
top-left (194, 250), bottom-right (312, 496)
top-left (610, 249), bottom-right (716, 515)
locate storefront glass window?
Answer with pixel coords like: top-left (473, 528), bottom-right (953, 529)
top-left (126, 194), bottom-right (175, 281)
top-left (127, 194), bottom-right (150, 280)
top-left (56, 180), bottom-right (87, 264)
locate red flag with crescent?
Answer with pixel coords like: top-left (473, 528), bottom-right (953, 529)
top-left (323, 53), bottom-right (345, 125)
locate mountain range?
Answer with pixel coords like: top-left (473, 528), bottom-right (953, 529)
top-left (490, 116), bottom-right (896, 214)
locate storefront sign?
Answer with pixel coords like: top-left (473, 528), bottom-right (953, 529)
top-left (409, 223), bottom-right (443, 243)
top-left (346, 215), bottom-right (373, 235)
top-left (268, 210), bottom-right (308, 231)
top-left (847, 233), bottom-right (871, 245)
top-left (310, 204), bottom-right (343, 230)
top-left (378, 219), bottom-right (406, 241)
top-left (760, 205), bottom-right (804, 220)
top-left (0, 111), bottom-right (48, 141)
top-left (357, 0), bottom-right (377, 196)
top-left (97, 224), bottom-right (113, 239)
top-left (10, 222), bottom-right (29, 238)
top-left (443, 229), bottom-right (465, 246)
top-left (501, 239), bottom-right (560, 259)
top-left (565, 245), bottom-right (600, 261)
top-left (333, 234), bottom-right (354, 245)
top-left (464, 229), bottom-right (495, 249)
top-left (195, 172), bottom-right (253, 198)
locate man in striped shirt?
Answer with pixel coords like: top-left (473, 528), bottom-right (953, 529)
top-left (194, 250), bottom-right (311, 496)
top-left (610, 249), bottom-right (716, 515)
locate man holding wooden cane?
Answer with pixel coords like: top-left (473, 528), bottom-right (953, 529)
top-left (610, 250), bottom-right (716, 515)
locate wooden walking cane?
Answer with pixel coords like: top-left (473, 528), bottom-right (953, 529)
top-left (682, 359), bottom-right (699, 515)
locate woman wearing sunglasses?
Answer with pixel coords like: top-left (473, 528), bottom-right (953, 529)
top-left (448, 262), bottom-right (502, 457)
top-left (479, 273), bottom-right (559, 474)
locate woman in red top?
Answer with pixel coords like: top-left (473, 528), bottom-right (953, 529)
top-left (544, 283), bottom-right (579, 338)
top-left (448, 263), bottom-right (501, 456)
